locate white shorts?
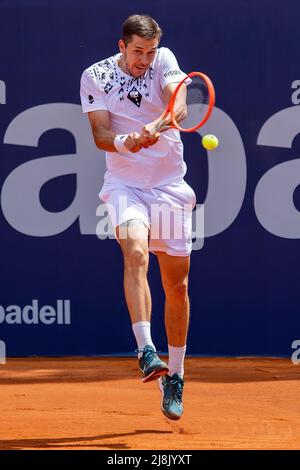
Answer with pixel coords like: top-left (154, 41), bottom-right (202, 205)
top-left (99, 179), bottom-right (196, 257)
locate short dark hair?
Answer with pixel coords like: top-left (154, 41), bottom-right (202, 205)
top-left (122, 14), bottom-right (162, 45)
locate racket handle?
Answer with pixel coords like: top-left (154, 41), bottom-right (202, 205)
top-left (159, 125), bottom-right (173, 132)
top-left (154, 116), bottom-right (174, 132)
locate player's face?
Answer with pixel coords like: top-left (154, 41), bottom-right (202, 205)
top-left (118, 35), bottom-right (159, 77)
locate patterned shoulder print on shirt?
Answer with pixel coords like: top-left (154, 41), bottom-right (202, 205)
top-left (87, 55), bottom-right (154, 102)
top-left (87, 56), bottom-right (117, 94)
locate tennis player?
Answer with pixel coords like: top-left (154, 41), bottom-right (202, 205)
top-left (80, 14), bottom-right (196, 420)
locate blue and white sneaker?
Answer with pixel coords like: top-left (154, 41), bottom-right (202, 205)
top-left (158, 373), bottom-right (184, 420)
top-left (138, 345), bottom-right (169, 383)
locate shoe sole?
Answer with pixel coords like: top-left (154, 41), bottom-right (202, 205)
top-left (161, 408), bottom-right (182, 420)
top-left (142, 367), bottom-right (169, 383)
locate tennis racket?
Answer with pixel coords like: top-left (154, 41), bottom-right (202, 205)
top-left (144, 71), bottom-right (215, 138)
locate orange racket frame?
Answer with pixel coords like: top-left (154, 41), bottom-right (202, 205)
top-left (159, 71), bottom-right (215, 133)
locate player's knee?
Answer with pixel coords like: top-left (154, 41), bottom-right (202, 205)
top-left (124, 247), bottom-right (148, 272)
top-left (164, 278), bottom-right (188, 300)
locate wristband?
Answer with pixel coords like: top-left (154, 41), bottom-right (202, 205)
top-left (114, 134), bottom-right (129, 152)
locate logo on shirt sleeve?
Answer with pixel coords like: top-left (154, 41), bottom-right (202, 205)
top-left (163, 70), bottom-right (181, 78)
top-left (127, 87), bottom-right (142, 107)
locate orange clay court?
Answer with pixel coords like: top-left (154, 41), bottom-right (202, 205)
top-left (0, 356), bottom-right (299, 450)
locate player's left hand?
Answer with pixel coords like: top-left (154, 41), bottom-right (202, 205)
top-left (140, 124), bottom-right (160, 148)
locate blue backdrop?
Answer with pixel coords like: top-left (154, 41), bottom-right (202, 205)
top-left (1, 0), bottom-right (300, 357)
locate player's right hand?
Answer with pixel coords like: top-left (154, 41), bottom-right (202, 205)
top-left (124, 132), bottom-right (143, 153)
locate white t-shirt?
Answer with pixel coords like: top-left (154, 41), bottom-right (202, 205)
top-left (80, 47), bottom-right (188, 189)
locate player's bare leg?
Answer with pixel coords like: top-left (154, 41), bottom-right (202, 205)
top-left (156, 252), bottom-right (190, 419)
top-left (117, 219), bottom-right (169, 382)
top-left (117, 219), bottom-right (150, 324)
top-left (157, 253), bottom-right (190, 347)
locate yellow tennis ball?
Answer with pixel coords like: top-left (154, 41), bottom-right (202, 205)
top-left (202, 134), bottom-right (219, 150)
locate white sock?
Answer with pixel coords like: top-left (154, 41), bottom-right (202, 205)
top-left (168, 345), bottom-right (187, 378)
top-left (132, 321), bottom-right (156, 358)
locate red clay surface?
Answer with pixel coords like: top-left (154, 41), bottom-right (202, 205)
top-left (0, 357), bottom-right (299, 450)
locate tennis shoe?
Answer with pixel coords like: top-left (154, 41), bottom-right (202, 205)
top-left (158, 373), bottom-right (184, 420)
top-left (138, 345), bottom-right (169, 383)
